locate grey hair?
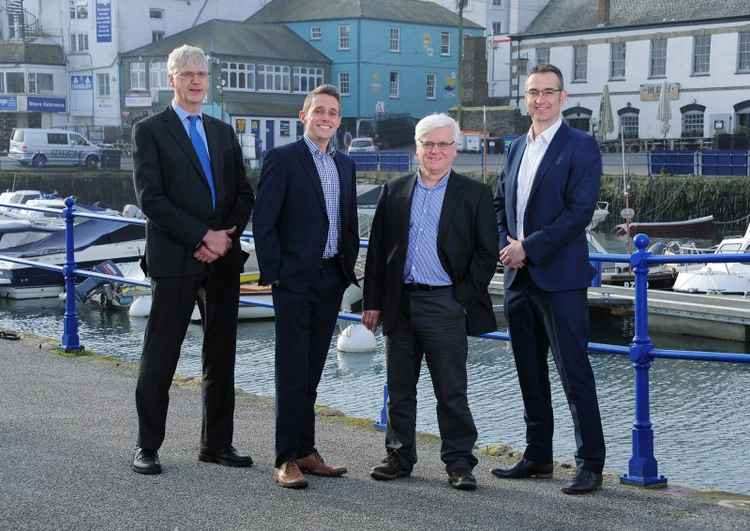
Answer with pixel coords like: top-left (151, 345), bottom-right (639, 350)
top-left (167, 45), bottom-right (208, 74)
top-left (414, 113), bottom-right (461, 144)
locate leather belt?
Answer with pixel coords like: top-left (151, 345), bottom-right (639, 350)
top-left (402, 283), bottom-right (452, 292)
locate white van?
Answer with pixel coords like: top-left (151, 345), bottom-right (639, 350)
top-left (8, 128), bottom-right (102, 169)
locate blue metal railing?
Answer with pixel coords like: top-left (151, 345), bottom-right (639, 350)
top-left (1, 198), bottom-right (750, 489)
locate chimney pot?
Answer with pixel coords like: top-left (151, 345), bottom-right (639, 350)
top-left (598, 0), bottom-right (611, 24)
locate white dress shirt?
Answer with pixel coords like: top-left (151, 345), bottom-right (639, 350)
top-left (515, 117), bottom-right (562, 239)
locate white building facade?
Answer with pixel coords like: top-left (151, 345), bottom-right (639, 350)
top-left (13, 0), bottom-right (263, 135)
top-left (511, 0), bottom-right (750, 141)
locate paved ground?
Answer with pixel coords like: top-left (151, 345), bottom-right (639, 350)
top-left (1, 333), bottom-right (749, 530)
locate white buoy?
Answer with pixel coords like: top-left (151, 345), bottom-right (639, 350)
top-left (128, 295), bottom-right (152, 318)
top-left (336, 323), bottom-right (377, 352)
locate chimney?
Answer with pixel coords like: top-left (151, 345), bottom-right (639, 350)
top-left (597, 0), bottom-right (610, 25)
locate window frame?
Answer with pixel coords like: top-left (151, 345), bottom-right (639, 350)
top-left (649, 38), bottom-right (667, 78)
top-left (737, 32), bottom-right (750, 73)
top-left (389, 27), bottom-right (400, 53)
top-left (338, 25), bottom-right (351, 51)
top-left (609, 42), bottom-right (626, 80)
top-left (96, 73), bottom-right (110, 97)
top-left (681, 110), bottom-right (705, 138)
top-left (310, 26), bottom-right (321, 41)
top-left (389, 71), bottom-right (399, 99)
top-left (129, 62), bottom-right (146, 90)
top-left (149, 8), bottom-right (164, 19)
top-left (572, 45), bottom-right (588, 82)
top-left (339, 71), bottom-right (350, 96)
top-left (5, 72), bottom-right (25, 93)
top-left (692, 35), bottom-right (711, 75)
top-left (426, 72), bottom-right (437, 100)
top-left (440, 32), bottom-right (451, 56)
top-left (535, 47), bottom-right (550, 65)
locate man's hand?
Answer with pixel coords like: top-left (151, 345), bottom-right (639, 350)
top-left (362, 310), bottom-right (382, 331)
top-left (499, 236), bottom-right (527, 269)
top-left (202, 226), bottom-right (237, 257)
top-left (194, 244), bottom-right (220, 263)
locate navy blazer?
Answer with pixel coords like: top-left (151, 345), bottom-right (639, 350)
top-left (253, 139), bottom-right (359, 293)
top-left (494, 122), bottom-right (601, 291)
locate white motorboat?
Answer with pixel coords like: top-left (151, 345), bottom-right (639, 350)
top-left (0, 216), bottom-right (145, 299)
top-left (672, 223), bottom-right (750, 295)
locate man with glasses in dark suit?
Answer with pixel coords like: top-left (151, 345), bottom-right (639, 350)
top-left (131, 44), bottom-right (254, 475)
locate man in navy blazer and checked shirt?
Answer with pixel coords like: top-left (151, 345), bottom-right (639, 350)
top-left (254, 84), bottom-right (359, 489)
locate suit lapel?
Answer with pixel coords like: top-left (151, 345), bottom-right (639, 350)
top-left (333, 151), bottom-right (350, 230)
top-left (396, 173), bottom-right (417, 249)
top-left (296, 140), bottom-right (327, 217)
top-left (527, 122), bottom-right (570, 204)
top-left (437, 171), bottom-right (464, 243)
top-left (507, 136), bottom-right (526, 227)
top-left (203, 116), bottom-right (224, 209)
top-left (162, 107), bottom-right (207, 186)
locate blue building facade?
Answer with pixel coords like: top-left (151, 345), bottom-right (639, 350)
top-left (247, 0), bottom-right (484, 134)
top-left (284, 19), bottom-right (482, 121)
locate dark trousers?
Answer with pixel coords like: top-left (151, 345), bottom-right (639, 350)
top-left (135, 270), bottom-right (240, 451)
top-left (385, 287), bottom-right (478, 474)
top-left (505, 269), bottom-right (606, 473)
top-left (272, 262), bottom-right (346, 467)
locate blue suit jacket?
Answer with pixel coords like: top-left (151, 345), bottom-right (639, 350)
top-left (494, 122), bottom-right (601, 291)
top-left (253, 139), bottom-right (359, 293)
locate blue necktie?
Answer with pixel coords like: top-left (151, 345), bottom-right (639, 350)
top-left (187, 115), bottom-right (216, 210)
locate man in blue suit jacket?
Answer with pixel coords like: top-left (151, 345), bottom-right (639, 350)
top-left (493, 64), bottom-right (606, 494)
top-left (253, 85), bottom-right (358, 489)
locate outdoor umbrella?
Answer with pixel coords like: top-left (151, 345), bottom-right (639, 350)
top-left (656, 80), bottom-right (671, 138)
top-left (598, 84), bottom-right (614, 142)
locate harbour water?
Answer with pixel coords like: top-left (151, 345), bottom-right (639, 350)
top-left (2, 293), bottom-right (748, 495)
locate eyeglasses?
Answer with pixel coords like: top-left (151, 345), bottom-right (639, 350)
top-left (175, 71), bottom-right (209, 81)
top-left (525, 88), bottom-right (562, 98)
top-left (418, 140), bottom-right (456, 150)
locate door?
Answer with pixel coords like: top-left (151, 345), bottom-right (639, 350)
top-left (265, 120), bottom-right (275, 151)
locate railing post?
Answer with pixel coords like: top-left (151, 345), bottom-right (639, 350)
top-left (374, 384), bottom-right (388, 430)
top-left (61, 196), bottom-right (82, 352)
top-left (620, 233), bottom-right (666, 488)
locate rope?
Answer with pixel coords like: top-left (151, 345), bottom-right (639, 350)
top-left (715, 213), bottom-right (750, 226)
top-left (633, 178), bottom-right (690, 220)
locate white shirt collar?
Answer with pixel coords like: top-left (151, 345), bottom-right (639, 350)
top-left (527, 116), bottom-right (562, 145)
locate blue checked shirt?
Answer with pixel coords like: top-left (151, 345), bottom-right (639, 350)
top-left (303, 135), bottom-right (341, 259)
top-left (403, 171), bottom-right (452, 286)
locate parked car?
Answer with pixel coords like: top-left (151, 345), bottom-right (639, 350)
top-left (348, 137), bottom-right (378, 153)
top-left (8, 128), bottom-right (102, 169)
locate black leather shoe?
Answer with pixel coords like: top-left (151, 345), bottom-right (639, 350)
top-left (370, 454), bottom-right (411, 481)
top-left (448, 470), bottom-right (477, 491)
top-left (561, 469), bottom-right (602, 495)
top-left (491, 458), bottom-right (553, 479)
top-left (132, 447), bottom-right (161, 475)
top-left (199, 446), bottom-right (253, 468)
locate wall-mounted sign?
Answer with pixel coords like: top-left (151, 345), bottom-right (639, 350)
top-left (639, 82), bottom-right (680, 102)
top-left (27, 96), bottom-right (66, 113)
top-left (71, 75), bottom-right (93, 90)
top-left (96, 0), bottom-right (112, 43)
top-left (0, 95), bottom-right (17, 111)
top-left (125, 94), bottom-right (152, 108)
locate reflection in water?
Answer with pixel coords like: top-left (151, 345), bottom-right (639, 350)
top-left (1, 298), bottom-right (749, 495)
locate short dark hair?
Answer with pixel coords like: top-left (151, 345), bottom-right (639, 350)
top-left (302, 84), bottom-right (341, 113)
top-left (528, 64), bottom-right (564, 91)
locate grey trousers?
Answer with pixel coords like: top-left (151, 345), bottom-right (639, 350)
top-left (384, 287), bottom-right (478, 473)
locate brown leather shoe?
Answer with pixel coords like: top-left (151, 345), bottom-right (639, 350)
top-left (273, 460), bottom-right (308, 489)
top-left (297, 451), bottom-right (347, 477)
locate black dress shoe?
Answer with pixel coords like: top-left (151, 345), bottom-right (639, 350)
top-left (370, 454), bottom-right (411, 481)
top-left (448, 470), bottom-right (477, 491)
top-left (198, 446), bottom-right (253, 467)
top-left (132, 447), bottom-right (161, 475)
top-left (491, 458), bottom-right (553, 479)
top-left (561, 469), bottom-right (602, 495)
